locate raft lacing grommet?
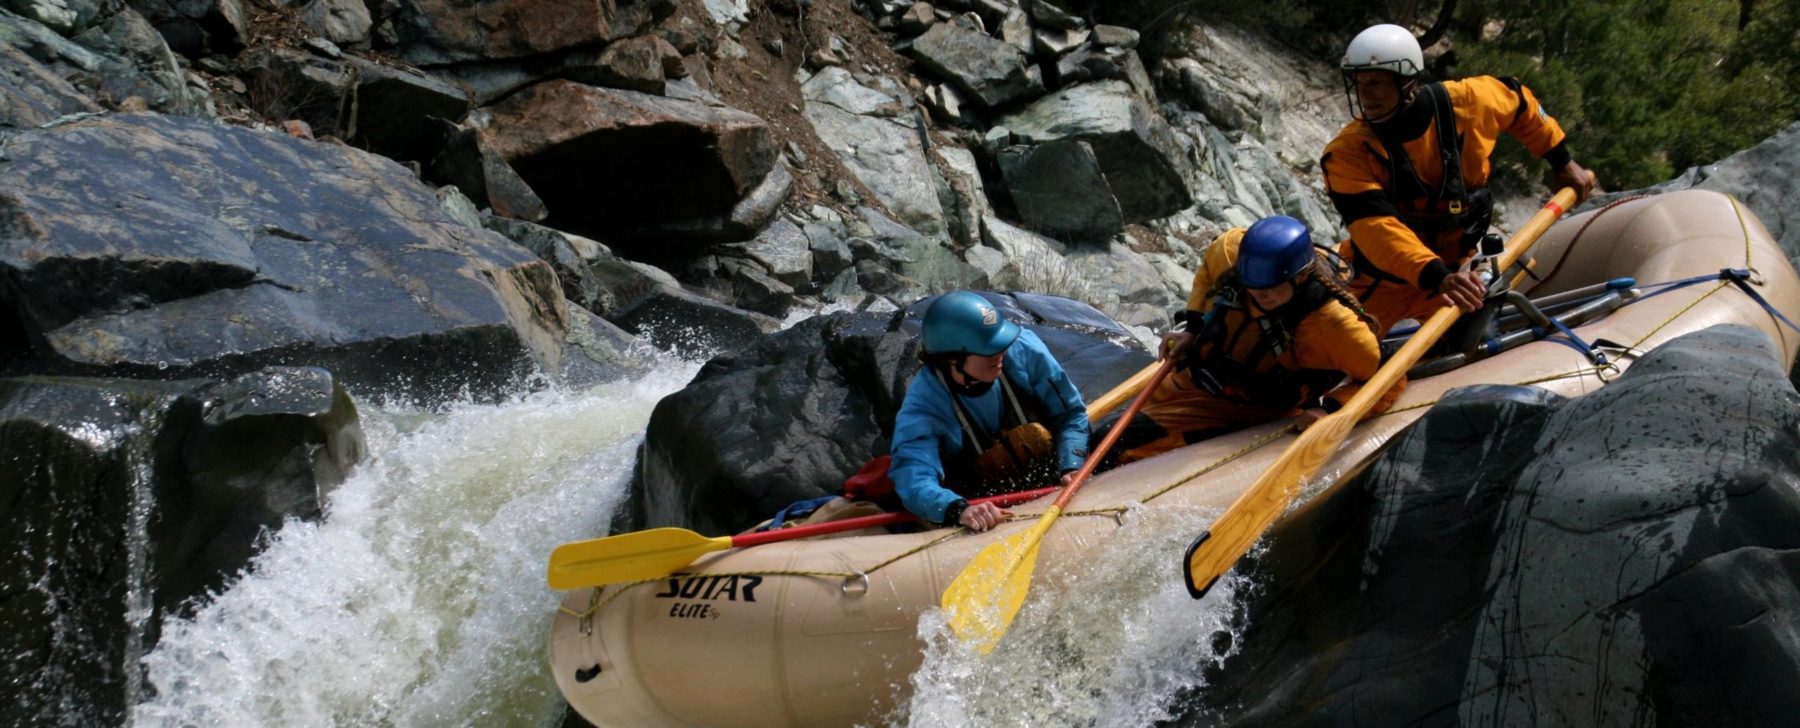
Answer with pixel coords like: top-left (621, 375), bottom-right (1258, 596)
top-left (841, 571), bottom-right (870, 597)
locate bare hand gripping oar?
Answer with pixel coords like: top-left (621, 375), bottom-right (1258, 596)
top-left (1182, 188), bottom-right (1579, 600)
top-left (546, 360), bottom-right (1166, 591)
top-left (942, 358), bottom-right (1177, 654)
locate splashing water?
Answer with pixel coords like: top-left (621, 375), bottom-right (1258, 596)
top-left (899, 505), bottom-right (1252, 728)
top-left (132, 358), bottom-right (702, 727)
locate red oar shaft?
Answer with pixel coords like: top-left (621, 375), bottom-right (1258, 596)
top-left (729, 486), bottom-right (1062, 548)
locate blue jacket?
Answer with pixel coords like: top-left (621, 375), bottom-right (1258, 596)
top-left (890, 329), bottom-right (1089, 523)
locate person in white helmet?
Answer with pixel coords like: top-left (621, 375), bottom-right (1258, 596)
top-left (1322, 23), bottom-right (1599, 338)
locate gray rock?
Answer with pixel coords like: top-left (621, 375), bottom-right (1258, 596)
top-left (0, 41), bottom-right (101, 127)
top-left (296, 0), bottom-right (370, 46)
top-left (922, 82), bottom-right (971, 126)
top-left (999, 80), bottom-right (1194, 223)
top-left (1024, 0), bottom-right (1082, 30)
top-left (1031, 25), bottom-right (1088, 59)
top-left (428, 122), bottom-right (549, 222)
top-left (933, 145), bottom-right (989, 248)
top-left (998, 5), bottom-right (1031, 53)
top-left (0, 114), bottom-right (569, 403)
top-left (1053, 44), bottom-right (1154, 100)
top-left (347, 58), bottom-right (471, 163)
top-left (727, 162), bottom-right (793, 235)
top-left (907, 21), bottom-right (1040, 108)
top-left (0, 366), bottom-right (362, 725)
top-left (805, 223), bottom-right (854, 281)
top-left (388, 0), bottom-right (657, 65)
top-left (897, 1), bottom-right (934, 34)
top-left (24, 6), bottom-right (209, 116)
top-left (998, 139), bottom-right (1125, 238)
top-left (1184, 324), bottom-right (1800, 727)
top-left (802, 67), bottom-right (945, 234)
top-left (1092, 24), bottom-right (1138, 49)
top-left (9, 0), bottom-right (105, 34)
top-left (722, 218), bottom-right (813, 288)
top-left (582, 34), bottom-right (671, 94)
top-left (240, 47), bottom-right (353, 137)
top-left (475, 80), bottom-right (778, 255)
top-left (127, 0), bottom-right (246, 56)
top-left (682, 254), bottom-right (798, 317)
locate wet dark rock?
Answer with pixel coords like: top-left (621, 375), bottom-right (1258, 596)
top-left (429, 123), bottom-right (549, 222)
top-left (1182, 324), bottom-right (1800, 727)
top-left (612, 292), bottom-right (1153, 535)
top-left (0, 113), bottom-right (569, 404)
top-left (0, 366), bottom-right (363, 726)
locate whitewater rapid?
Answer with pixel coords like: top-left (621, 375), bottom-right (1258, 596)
top-left (132, 319), bottom-right (1241, 727)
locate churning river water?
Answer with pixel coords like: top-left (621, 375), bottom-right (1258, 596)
top-left (128, 325), bottom-right (1246, 727)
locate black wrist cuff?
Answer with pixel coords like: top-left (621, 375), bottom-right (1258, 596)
top-left (1543, 141), bottom-right (1573, 169)
top-left (1320, 397), bottom-right (1343, 414)
top-left (942, 499), bottom-right (970, 525)
top-left (1417, 259), bottom-right (1452, 292)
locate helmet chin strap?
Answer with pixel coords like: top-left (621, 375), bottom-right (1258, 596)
top-left (944, 356), bottom-right (997, 398)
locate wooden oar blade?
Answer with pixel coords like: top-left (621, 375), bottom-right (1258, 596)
top-left (941, 515), bottom-right (1056, 654)
top-left (546, 528), bottom-right (733, 590)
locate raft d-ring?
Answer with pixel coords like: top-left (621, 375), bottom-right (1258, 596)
top-left (840, 571), bottom-right (870, 597)
top-left (1110, 509), bottom-right (1127, 526)
top-left (1597, 361), bottom-right (1623, 382)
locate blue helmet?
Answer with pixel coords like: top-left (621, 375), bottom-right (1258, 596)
top-left (1237, 216), bottom-right (1316, 288)
top-left (921, 291), bottom-right (1021, 356)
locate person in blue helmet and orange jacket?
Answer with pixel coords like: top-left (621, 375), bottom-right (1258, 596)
top-left (1096, 216), bottom-right (1399, 464)
top-left (888, 291), bottom-right (1090, 532)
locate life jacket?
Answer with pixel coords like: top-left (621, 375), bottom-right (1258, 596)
top-left (1186, 273), bottom-right (1352, 409)
top-left (934, 368), bottom-right (1059, 500)
top-left (1349, 82), bottom-right (1496, 284)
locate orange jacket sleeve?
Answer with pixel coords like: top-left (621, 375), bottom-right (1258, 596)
top-left (1322, 133), bottom-right (1444, 288)
top-left (1185, 228), bottom-right (1244, 312)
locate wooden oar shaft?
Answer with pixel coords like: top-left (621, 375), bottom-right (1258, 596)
top-left (1084, 360), bottom-right (1162, 419)
top-left (1183, 189), bottom-right (1578, 600)
top-left (1052, 359), bottom-right (1175, 509)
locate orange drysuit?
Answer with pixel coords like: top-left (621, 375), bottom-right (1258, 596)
top-left (1322, 76), bottom-right (1571, 332)
top-left (1118, 229), bottom-right (1396, 463)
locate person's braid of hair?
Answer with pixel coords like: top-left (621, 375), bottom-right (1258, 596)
top-left (1309, 262), bottom-right (1381, 337)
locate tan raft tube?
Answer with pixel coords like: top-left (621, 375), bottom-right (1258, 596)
top-left (550, 190), bottom-right (1800, 727)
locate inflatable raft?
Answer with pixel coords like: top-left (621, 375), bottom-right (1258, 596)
top-left (549, 190), bottom-right (1800, 726)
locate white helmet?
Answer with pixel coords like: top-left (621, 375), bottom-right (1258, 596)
top-left (1341, 24), bottom-right (1424, 77)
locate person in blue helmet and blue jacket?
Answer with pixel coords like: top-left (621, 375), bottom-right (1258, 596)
top-left (1095, 216), bottom-right (1399, 464)
top-left (888, 291), bottom-right (1090, 532)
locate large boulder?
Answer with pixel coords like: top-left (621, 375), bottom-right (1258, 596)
top-left (801, 67), bottom-right (945, 235)
top-left (997, 80), bottom-right (1193, 229)
top-left (0, 113), bottom-right (569, 404)
top-left (906, 20), bottom-right (1041, 108)
top-left (473, 80), bottom-right (780, 256)
top-left (0, 366), bottom-right (363, 726)
top-left (385, 0), bottom-right (660, 66)
top-left (1182, 324), bottom-right (1800, 726)
top-left (611, 292), bottom-right (1154, 536)
top-left (0, 6), bottom-right (210, 117)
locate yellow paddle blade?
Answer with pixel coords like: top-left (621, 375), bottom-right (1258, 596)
top-left (546, 528), bottom-right (733, 590)
top-left (940, 509), bottom-right (1061, 654)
